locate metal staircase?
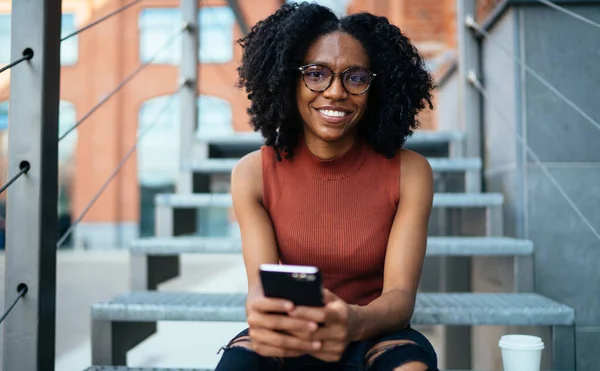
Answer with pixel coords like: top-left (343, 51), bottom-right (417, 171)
top-left (86, 131), bottom-right (575, 370)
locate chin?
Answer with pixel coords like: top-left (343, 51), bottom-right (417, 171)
top-left (314, 126), bottom-right (348, 142)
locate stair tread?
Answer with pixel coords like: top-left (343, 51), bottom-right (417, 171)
top-left (197, 130), bottom-right (465, 146)
top-left (92, 292), bottom-right (574, 326)
top-left (182, 157), bottom-right (482, 174)
top-left (130, 236), bottom-right (533, 256)
top-left (84, 368), bottom-right (210, 371)
top-left (155, 192), bottom-right (504, 208)
top-left (83, 368), bottom-right (483, 371)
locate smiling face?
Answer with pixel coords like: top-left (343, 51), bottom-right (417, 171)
top-left (296, 31), bottom-right (370, 146)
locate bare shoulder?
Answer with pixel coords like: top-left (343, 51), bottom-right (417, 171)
top-left (398, 149), bottom-right (433, 192)
top-left (231, 149), bottom-right (263, 201)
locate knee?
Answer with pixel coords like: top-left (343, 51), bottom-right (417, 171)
top-left (222, 335), bottom-right (253, 351)
top-left (367, 340), bottom-right (431, 371)
top-left (366, 339), bottom-right (416, 366)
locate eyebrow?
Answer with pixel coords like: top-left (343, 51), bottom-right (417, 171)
top-left (305, 61), bottom-right (369, 70)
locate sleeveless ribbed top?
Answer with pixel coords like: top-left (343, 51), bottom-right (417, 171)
top-left (261, 138), bottom-right (401, 305)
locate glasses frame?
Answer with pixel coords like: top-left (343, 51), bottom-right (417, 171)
top-left (298, 63), bottom-right (377, 96)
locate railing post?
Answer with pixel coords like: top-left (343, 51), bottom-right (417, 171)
top-left (439, 1), bottom-right (481, 370)
top-left (178, 0), bottom-right (199, 194)
top-left (458, 0), bottom-right (482, 193)
top-left (2, 0), bottom-right (61, 370)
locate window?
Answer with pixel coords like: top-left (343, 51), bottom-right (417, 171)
top-left (0, 15), bottom-right (10, 64)
top-left (58, 101), bottom-right (77, 163)
top-left (139, 8), bottom-right (181, 65)
top-left (0, 101), bottom-right (7, 131)
top-left (138, 94), bottom-right (233, 237)
top-left (285, 0), bottom-right (350, 16)
top-left (138, 95), bottom-right (180, 187)
top-left (139, 6), bottom-right (235, 65)
top-left (199, 7), bottom-right (234, 63)
top-left (61, 14), bottom-right (79, 66)
top-left (137, 94), bottom-right (233, 186)
top-left (197, 95), bottom-right (233, 137)
top-left (0, 14), bottom-right (78, 65)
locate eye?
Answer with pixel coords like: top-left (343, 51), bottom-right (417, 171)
top-left (344, 70), bottom-right (369, 86)
top-left (302, 66), bottom-right (331, 82)
top-left (306, 71), bottom-right (327, 81)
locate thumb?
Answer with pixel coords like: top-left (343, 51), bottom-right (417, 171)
top-left (322, 288), bottom-right (339, 304)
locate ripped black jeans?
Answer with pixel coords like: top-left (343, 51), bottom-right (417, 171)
top-left (215, 325), bottom-right (438, 371)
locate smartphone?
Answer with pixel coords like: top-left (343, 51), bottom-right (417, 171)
top-left (259, 264), bottom-right (324, 307)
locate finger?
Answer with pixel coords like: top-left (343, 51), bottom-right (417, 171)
top-left (309, 324), bottom-right (348, 342)
top-left (322, 288), bottom-right (338, 304)
top-left (250, 297), bottom-right (294, 314)
top-left (318, 340), bottom-right (347, 354)
top-left (248, 312), bottom-right (318, 333)
top-left (253, 342), bottom-right (305, 358)
top-left (250, 328), bottom-right (322, 353)
top-left (309, 349), bottom-right (344, 363)
top-left (286, 330), bottom-right (314, 341)
top-left (289, 306), bottom-right (327, 323)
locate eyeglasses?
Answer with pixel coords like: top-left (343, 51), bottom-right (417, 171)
top-left (298, 64), bottom-right (376, 96)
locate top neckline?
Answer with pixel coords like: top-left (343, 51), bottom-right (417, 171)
top-left (295, 136), bottom-right (367, 180)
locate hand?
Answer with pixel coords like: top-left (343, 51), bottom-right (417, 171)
top-left (246, 294), bottom-right (323, 358)
top-left (289, 289), bottom-right (358, 362)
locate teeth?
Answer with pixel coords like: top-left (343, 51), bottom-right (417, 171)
top-left (319, 109), bottom-right (347, 118)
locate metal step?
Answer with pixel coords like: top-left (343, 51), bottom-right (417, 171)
top-left (92, 292), bottom-right (573, 326)
top-left (130, 236), bottom-right (533, 257)
top-left (84, 368), bottom-right (488, 371)
top-left (196, 130), bottom-right (465, 158)
top-left (154, 192), bottom-right (504, 208)
top-left (84, 368), bottom-right (210, 371)
top-left (181, 157), bottom-right (482, 174)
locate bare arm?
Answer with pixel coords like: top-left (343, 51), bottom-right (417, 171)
top-left (351, 149), bottom-right (434, 341)
top-left (231, 150), bottom-right (322, 356)
top-left (230, 151), bottom-right (280, 307)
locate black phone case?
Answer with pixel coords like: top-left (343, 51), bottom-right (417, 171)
top-left (260, 269), bottom-right (324, 307)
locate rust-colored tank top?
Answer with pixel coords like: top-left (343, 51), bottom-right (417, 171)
top-left (261, 138), bottom-right (401, 306)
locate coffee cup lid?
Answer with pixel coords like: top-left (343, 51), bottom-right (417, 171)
top-left (499, 334), bottom-right (545, 350)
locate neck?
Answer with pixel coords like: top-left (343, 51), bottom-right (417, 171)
top-left (302, 130), bottom-right (357, 161)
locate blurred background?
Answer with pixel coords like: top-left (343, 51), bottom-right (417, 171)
top-left (1, 0), bottom-right (598, 371)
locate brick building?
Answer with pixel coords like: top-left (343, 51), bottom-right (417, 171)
top-left (0, 0), bottom-right (472, 249)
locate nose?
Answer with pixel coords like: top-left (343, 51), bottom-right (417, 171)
top-left (322, 74), bottom-right (348, 100)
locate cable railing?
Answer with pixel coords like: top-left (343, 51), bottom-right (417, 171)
top-left (59, 24), bottom-right (186, 141)
top-left (1, 0), bottom-right (185, 331)
top-left (465, 14), bottom-right (600, 134)
top-left (61, 0), bottom-right (145, 42)
top-left (0, 48), bottom-right (34, 75)
top-left (56, 83), bottom-right (184, 248)
top-left (537, 0), bottom-right (600, 29)
top-left (0, 283), bottom-right (28, 324)
top-left (468, 72), bottom-right (600, 243)
top-left (464, 2), bottom-right (600, 242)
top-left (0, 161), bottom-right (30, 195)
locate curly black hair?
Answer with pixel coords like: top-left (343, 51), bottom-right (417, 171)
top-left (237, 2), bottom-right (435, 159)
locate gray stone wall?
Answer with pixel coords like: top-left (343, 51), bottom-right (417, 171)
top-left (481, 3), bottom-right (600, 370)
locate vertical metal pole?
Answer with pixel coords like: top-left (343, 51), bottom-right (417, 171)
top-left (178, 0), bottom-right (199, 194)
top-left (441, 1), bottom-right (480, 369)
top-left (457, 0), bottom-right (481, 193)
top-left (3, 0), bottom-right (61, 370)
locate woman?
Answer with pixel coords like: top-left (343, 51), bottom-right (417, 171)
top-left (216, 2), bottom-right (437, 370)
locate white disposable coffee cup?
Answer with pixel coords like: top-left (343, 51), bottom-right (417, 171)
top-left (499, 334), bottom-right (544, 371)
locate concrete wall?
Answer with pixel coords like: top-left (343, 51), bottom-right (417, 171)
top-left (481, 3), bottom-right (600, 370)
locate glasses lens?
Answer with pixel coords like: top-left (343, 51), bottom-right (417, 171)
top-left (302, 65), bottom-right (333, 91)
top-left (342, 67), bottom-right (371, 94)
